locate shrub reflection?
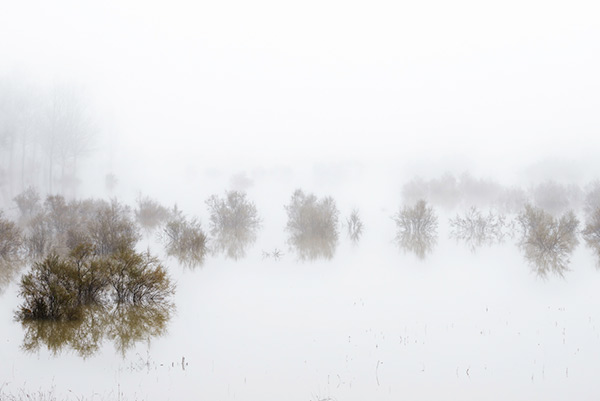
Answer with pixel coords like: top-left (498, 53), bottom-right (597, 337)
top-left (516, 204), bottom-right (579, 278)
top-left (206, 191), bottom-right (261, 260)
top-left (449, 207), bottom-right (507, 252)
top-left (285, 189), bottom-right (339, 261)
top-left (20, 302), bottom-right (173, 358)
top-left (161, 206), bottom-right (207, 267)
top-left (393, 200), bottom-right (438, 259)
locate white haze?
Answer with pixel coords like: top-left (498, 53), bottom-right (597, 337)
top-left (2, 0), bottom-right (600, 180)
top-left (2, 1), bottom-right (600, 401)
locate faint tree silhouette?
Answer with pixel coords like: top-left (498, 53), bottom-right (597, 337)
top-left (516, 204), bottom-right (579, 278)
top-left (285, 189), bottom-right (339, 261)
top-left (346, 209), bottom-right (363, 243)
top-left (87, 199), bottom-right (140, 256)
top-left (13, 187), bottom-right (41, 225)
top-left (530, 181), bottom-right (579, 215)
top-left (206, 191), bottom-right (261, 260)
top-left (161, 206), bottom-right (207, 267)
top-left (135, 195), bottom-right (170, 233)
top-left (393, 200), bottom-right (438, 259)
top-left (0, 210), bottom-right (24, 293)
top-left (449, 207), bottom-right (506, 252)
top-left (583, 181), bottom-right (600, 218)
top-left (582, 207), bottom-right (600, 266)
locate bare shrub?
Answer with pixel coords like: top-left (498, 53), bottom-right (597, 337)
top-left (17, 254), bottom-right (82, 321)
top-left (206, 191), bottom-right (261, 259)
top-left (582, 207), bottom-right (600, 266)
top-left (449, 207), bottom-right (506, 251)
top-left (583, 181), bottom-right (600, 217)
top-left (23, 212), bottom-right (53, 259)
top-left (17, 248), bottom-right (173, 320)
top-left (161, 207), bottom-right (207, 266)
top-left (13, 186), bottom-right (41, 224)
top-left (0, 210), bottom-right (23, 261)
top-left (393, 200), bottom-right (438, 259)
top-left (346, 209), bottom-right (363, 243)
top-left (516, 204), bottom-right (579, 278)
top-left (284, 189), bottom-right (339, 261)
top-left (135, 195), bottom-right (170, 233)
top-left (106, 248), bottom-right (175, 305)
top-left (87, 199), bottom-right (140, 256)
top-left (0, 210), bottom-right (24, 293)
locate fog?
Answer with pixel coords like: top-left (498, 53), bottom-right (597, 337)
top-left (2, 0), bottom-right (600, 400)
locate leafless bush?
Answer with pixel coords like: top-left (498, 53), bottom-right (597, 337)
top-left (285, 189), bottom-right (339, 261)
top-left (582, 207), bottom-right (600, 266)
top-left (135, 195), bottom-right (170, 233)
top-left (23, 212), bottom-right (53, 259)
top-left (206, 191), bottom-right (261, 259)
top-left (87, 199), bottom-right (140, 256)
top-left (346, 209), bottom-right (363, 243)
top-left (106, 248), bottom-right (175, 306)
top-left (0, 211), bottom-right (23, 261)
top-left (449, 207), bottom-right (506, 251)
top-left (161, 207), bottom-right (207, 267)
top-left (13, 186), bottom-right (41, 224)
top-left (516, 204), bottom-right (579, 278)
top-left (393, 200), bottom-right (438, 259)
top-left (0, 210), bottom-right (24, 293)
top-left (583, 181), bottom-right (600, 218)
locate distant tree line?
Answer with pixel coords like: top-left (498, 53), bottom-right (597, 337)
top-left (0, 78), bottom-right (96, 204)
top-left (402, 172), bottom-right (600, 215)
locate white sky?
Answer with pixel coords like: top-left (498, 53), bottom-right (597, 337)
top-left (1, 0), bottom-right (599, 171)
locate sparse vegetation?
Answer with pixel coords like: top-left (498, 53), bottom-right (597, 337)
top-left (0, 210), bottom-right (24, 293)
top-left (285, 189), bottom-right (339, 260)
top-left (583, 181), bottom-right (600, 217)
top-left (346, 209), bottom-right (363, 243)
top-left (17, 254), bottom-right (83, 321)
top-left (582, 207), bottom-right (600, 266)
top-left (134, 195), bottom-right (170, 233)
top-left (393, 200), bottom-right (438, 259)
top-left (516, 204), bottom-right (579, 278)
top-left (161, 207), bottom-right (207, 267)
top-left (0, 211), bottom-right (23, 262)
top-left (206, 190), bottom-right (261, 259)
top-left (87, 199), bottom-right (140, 256)
top-left (13, 187), bottom-right (41, 224)
top-left (449, 207), bottom-right (507, 251)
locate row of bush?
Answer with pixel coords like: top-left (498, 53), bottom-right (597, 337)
top-left (2, 188), bottom-right (362, 267)
top-left (402, 173), bottom-right (600, 215)
top-left (394, 200), bottom-right (600, 278)
top-left (4, 188), bottom-right (600, 309)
